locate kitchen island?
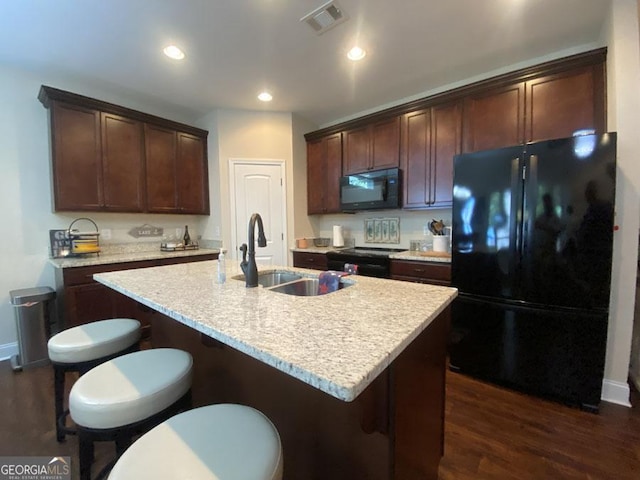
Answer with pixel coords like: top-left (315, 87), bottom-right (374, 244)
top-left (95, 260), bottom-right (457, 480)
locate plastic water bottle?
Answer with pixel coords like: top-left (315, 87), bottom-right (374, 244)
top-left (217, 248), bottom-right (226, 284)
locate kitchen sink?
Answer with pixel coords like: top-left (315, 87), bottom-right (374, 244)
top-left (232, 270), bottom-right (303, 288)
top-left (268, 278), bottom-right (352, 296)
top-left (232, 270), bottom-right (352, 295)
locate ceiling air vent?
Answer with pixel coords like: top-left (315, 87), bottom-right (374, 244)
top-left (301, 1), bottom-right (348, 35)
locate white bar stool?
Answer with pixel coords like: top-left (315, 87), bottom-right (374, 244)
top-left (108, 403), bottom-right (283, 480)
top-left (69, 348), bottom-right (193, 480)
top-left (47, 318), bottom-right (141, 442)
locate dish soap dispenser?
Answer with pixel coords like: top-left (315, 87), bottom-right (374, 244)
top-left (217, 247), bottom-right (226, 284)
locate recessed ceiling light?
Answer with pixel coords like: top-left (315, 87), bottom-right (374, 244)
top-left (163, 45), bottom-right (185, 60)
top-left (347, 46), bottom-right (366, 61)
top-left (258, 92), bottom-right (273, 102)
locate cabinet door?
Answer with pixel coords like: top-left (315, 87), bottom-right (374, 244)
top-left (101, 113), bottom-right (144, 212)
top-left (401, 109), bottom-right (430, 208)
top-left (371, 116), bottom-right (400, 170)
top-left (177, 132), bottom-right (209, 214)
top-left (462, 83), bottom-right (525, 153)
top-left (430, 102), bottom-right (461, 207)
top-left (307, 138), bottom-right (325, 214)
top-left (307, 133), bottom-right (342, 215)
top-left (402, 103), bottom-right (460, 209)
top-left (51, 102), bottom-right (103, 210)
top-left (65, 283), bottom-right (119, 328)
top-left (145, 124), bottom-right (178, 213)
top-left (343, 125), bottom-right (370, 174)
top-left (324, 133), bottom-right (343, 213)
top-left (526, 64), bottom-right (605, 142)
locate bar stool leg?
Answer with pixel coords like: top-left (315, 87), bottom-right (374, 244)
top-left (54, 366), bottom-right (66, 442)
top-left (78, 430), bottom-right (94, 480)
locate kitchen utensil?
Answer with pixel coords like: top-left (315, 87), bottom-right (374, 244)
top-left (429, 219), bottom-right (446, 235)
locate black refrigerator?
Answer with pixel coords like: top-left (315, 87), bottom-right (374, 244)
top-left (449, 133), bottom-right (616, 412)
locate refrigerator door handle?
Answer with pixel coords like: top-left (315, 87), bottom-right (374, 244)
top-left (521, 154), bottom-right (539, 256)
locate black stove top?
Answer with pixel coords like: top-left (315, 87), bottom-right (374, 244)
top-left (328, 247), bottom-right (404, 258)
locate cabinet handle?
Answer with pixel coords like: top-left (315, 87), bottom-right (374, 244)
top-left (413, 268), bottom-right (425, 273)
top-left (307, 258), bottom-right (315, 262)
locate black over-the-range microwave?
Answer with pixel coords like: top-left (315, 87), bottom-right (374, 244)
top-left (339, 167), bottom-right (401, 212)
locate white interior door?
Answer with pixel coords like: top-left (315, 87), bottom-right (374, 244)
top-left (230, 160), bottom-right (287, 266)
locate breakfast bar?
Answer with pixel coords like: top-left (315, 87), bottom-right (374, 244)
top-left (95, 260), bottom-right (457, 480)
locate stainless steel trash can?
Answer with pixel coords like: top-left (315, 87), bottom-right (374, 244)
top-left (10, 286), bottom-right (56, 371)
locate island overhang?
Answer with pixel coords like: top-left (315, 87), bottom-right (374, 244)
top-left (94, 260), bottom-right (457, 402)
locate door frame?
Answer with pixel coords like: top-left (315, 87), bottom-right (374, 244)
top-left (228, 158), bottom-right (288, 263)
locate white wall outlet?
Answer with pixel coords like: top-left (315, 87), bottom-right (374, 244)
top-left (214, 226), bottom-right (221, 237)
top-left (102, 228), bottom-right (112, 240)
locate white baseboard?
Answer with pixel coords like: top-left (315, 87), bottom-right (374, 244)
top-left (601, 378), bottom-right (632, 407)
top-left (0, 342), bottom-right (18, 361)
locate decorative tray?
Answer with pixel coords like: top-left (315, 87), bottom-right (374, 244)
top-left (160, 243), bottom-right (199, 252)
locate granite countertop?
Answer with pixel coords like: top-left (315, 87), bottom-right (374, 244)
top-left (48, 247), bottom-right (220, 269)
top-left (94, 260), bottom-right (457, 402)
top-left (388, 251), bottom-right (451, 263)
top-left (291, 246), bottom-right (451, 263)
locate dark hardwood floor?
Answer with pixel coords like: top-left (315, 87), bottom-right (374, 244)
top-left (0, 359), bottom-right (638, 479)
top-left (440, 371), bottom-right (640, 479)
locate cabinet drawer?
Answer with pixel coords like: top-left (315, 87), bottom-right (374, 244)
top-left (390, 260), bottom-right (451, 284)
top-left (292, 251), bottom-right (328, 270)
top-left (63, 261), bottom-right (150, 286)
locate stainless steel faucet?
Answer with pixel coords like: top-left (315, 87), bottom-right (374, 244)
top-left (239, 213), bottom-right (267, 287)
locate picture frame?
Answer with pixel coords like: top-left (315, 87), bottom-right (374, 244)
top-left (365, 219), bottom-right (374, 242)
top-left (364, 217), bottom-right (400, 244)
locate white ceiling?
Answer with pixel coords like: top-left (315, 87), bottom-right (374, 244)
top-left (0, 0), bottom-right (611, 127)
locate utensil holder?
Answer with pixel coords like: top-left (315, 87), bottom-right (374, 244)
top-left (433, 235), bottom-right (450, 253)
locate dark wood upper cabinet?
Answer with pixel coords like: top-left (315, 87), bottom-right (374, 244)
top-left (402, 109), bottom-right (431, 208)
top-left (145, 124), bottom-right (178, 212)
top-left (431, 102), bottom-right (462, 207)
top-left (526, 64), bottom-right (605, 142)
top-left (50, 102), bottom-right (103, 211)
top-left (307, 132), bottom-right (342, 214)
top-left (402, 102), bottom-right (461, 209)
top-left (101, 113), bottom-right (144, 212)
top-left (462, 83), bottom-right (525, 153)
top-left (462, 62), bottom-right (606, 153)
top-left (145, 127), bottom-right (209, 214)
top-left (343, 116), bottom-right (400, 174)
top-left (306, 49), bottom-right (608, 215)
top-left (39, 86), bottom-right (209, 215)
top-left (176, 132), bottom-right (209, 214)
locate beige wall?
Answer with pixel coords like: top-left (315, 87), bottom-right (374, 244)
top-left (601, 0), bottom-right (640, 405)
top-left (198, 109), bottom-right (294, 261)
top-left (291, 115), bottom-right (318, 259)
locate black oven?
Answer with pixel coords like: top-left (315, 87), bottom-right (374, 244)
top-left (326, 247), bottom-right (404, 278)
top-left (339, 168), bottom-right (400, 212)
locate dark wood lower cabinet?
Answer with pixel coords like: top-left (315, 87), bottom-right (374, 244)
top-left (150, 307), bottom-right (450, 480)
top-left (55, 254), bottom-right (218, 333)
top-left (292, 251), bottom-right (328, 270)
top-left (390, 259), bottom-right (451, 286)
